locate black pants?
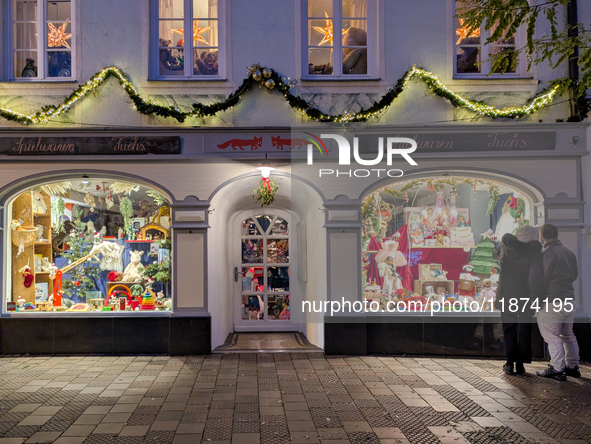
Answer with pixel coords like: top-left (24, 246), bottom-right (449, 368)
top-left (502, 315), bottom-right (533, 364)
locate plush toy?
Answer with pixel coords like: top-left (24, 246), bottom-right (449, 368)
top-left (32, 192), bottom-right (48, 214)
top-left (40, 257), bottom-right (52, 272)
top-left (107, 271), bottom-right (121, 282)
top-left (121, 251), bottom-right (145, 282)
top-left (342, 27), bottom-right (367, 75)
top-left (479, 278), bottom-right (496, 311)
top-left (159, 38), bottom-right (183, 71)
top-left (21, 58), bottom-right (38, 77)
top-left (35, 224), bottom-right (45, 241)
top-left (194, 50), bottom-right (218, 75)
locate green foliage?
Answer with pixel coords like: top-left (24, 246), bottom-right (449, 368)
top-left (52, 197), bottom-right (66, 234)
top-left (486, 185), bottom-right (500, 216)
top-left (457, 0), bottom-right (590, 120)
top-left (253, 178), bottom-right (279, 207)
top-left (146, 190), bottom-right (168, 206)
top-left (119, 197), bottom-right (134, 235)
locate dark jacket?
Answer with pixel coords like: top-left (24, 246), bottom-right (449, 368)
top-left (542, 239), bottom-right (578, 301)
top-left (494, 234), bottom-right (545, 310)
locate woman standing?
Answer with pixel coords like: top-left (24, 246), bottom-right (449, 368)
top-left (494, 225), bottom-right (545, 375)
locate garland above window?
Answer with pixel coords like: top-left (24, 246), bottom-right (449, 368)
top-left (0, 65), bottom-right (568, 125)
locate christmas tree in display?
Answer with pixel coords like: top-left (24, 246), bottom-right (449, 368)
top-left (140, 289), bottom-right (155, 310)
top-left (61, 210), bottom-right (99, 302)
top-left (469, 235), bottom-right (499, 276)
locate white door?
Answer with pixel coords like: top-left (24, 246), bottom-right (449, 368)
top-left (233, 210), bottom-right (298, 332)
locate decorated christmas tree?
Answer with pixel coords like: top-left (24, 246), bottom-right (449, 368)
top-left (469, 235), bottom-right (499, 276)
top-left (61, 209), bottom-right (100, 302)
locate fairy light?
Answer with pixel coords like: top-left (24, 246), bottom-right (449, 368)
top-left (0, 65), bottom-right (567, 125)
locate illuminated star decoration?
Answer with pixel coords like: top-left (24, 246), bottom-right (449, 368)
top-left (171, 13), bottom-right (211, 47)
top-left (456, 18), bottom-right (480, 45)
top-left (47, 22), bottom-right (72, 49)
top-left (312, 11), bottom-right (347, 45)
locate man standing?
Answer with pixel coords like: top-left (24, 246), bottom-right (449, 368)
top-left (536, 224), bottom-right (580, 381)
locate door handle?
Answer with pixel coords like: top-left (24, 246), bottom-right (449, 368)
top-left (234, 267), bottom-right (239, 282)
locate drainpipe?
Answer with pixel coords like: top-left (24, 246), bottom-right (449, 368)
top-left (566, 0), bottom-right (582, 120)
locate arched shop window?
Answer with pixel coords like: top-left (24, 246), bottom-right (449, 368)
top-left (361, 176), bottom-right (532, 313)
top-left (7, 178), bottom-right (172, 313)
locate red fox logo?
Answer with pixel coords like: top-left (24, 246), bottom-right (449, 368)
top-left (271, 136), bottom-right (308, 150)
top-left (217, 137), bottom-right (263, 151)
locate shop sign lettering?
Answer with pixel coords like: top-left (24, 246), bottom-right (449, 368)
top-left (0, 136), bottom-right (181, 156)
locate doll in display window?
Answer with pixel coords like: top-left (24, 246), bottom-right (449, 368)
top-left (378, 256), bottom-right (404, 299)
top-left (408, 212), bottom-right (424, 247)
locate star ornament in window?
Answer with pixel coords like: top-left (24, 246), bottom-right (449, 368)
top-left (171, 14), bottom-right (211, 47)
top-left (313, 11), bottom-right (347, 46)
top-left (456, 18), bottom-right (480, 45)
top-left (47, 22), bottom-right (71, 49)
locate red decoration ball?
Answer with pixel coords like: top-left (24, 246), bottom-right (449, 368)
top-left (74, 281), bottom-right (80, 287)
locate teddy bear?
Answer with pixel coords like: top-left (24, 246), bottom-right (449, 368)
top-left (342, 27), bottom-right (367, 75)
top-left (194, 50), bottom-right (218, 75)
top-left (159, 38), bottom-right (183, 72)
top-left (121, 250), bottom-right (145, 283)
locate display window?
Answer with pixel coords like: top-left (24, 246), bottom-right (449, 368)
top-left (6, 178), bottom-right (172, 314)
top-left (361, 176), bottom-right (532, 313)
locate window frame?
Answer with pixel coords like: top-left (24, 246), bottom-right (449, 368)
top-left (7, 0), bottom-right (76, 82)
top-left (301, 0), bottom-right (377, 80)
top-left (453, 0), bottom-right (526, 79)
top-left (150, 0), bottom-right (226, 81)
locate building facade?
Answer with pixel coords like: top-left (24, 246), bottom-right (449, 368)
top-left (0, 0), bottom-right (590, 356)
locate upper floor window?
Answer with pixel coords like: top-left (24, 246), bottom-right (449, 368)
top-left (11, 0), bottom-right (74, 80)
top-left (152, 0), bottom-right (223, 79)
top-left (454, 0), bottom-right (522, 77)
top-left (304, 0), bottom-right (375, 79)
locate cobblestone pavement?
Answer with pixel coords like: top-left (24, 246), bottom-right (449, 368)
top-left (0, 355), bottom-right (589, 444)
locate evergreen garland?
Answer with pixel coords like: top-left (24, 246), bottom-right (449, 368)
top-left (119, 197), bottom-right (134, 235)
top-left (0, 65), bottom-right (569, 125)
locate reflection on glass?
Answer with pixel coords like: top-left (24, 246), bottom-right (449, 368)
top-left (268, 294), bottom-right (289, 320)
top-left (14, 23), bottom-right (37, 49)
top-left (490, 46), bottom-right (517, 73)
top-left (159, 0), bottom-right (183, 18)
top-left (308, 0), bottom-right (333, 18)
top-left (456, 46), bottom-right (480, 73)
top-left (241, 218), bottom-right (261, 236)
top-left (308, 48), bottom-right (333, 75)
top-left (267, 239), bottom-right (289, 264)
top-left (14, 51), bottom-right (38, 77)
top-left (158, 48), bottom-right (184, 76)
top-left (15, 0), bottom-right (38, 21)
top-left (242, 295), bottom-right (265, 321)
top-left (267, 267), bottom-right (289, 292)
top-left (47, 51), bottom-right (71, 77)
top-left (242, 239), bottom-right (263, 264)
top-left (342, 0), bottom-right (367, 17)
top-left (242, 267), bottom-right (264, 292)
top-left (194, 48), bottom-right (218, 75)
top-left (270, 218), bottom-right (288, 235)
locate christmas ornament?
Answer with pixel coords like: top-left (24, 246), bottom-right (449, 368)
top-left (264, 79), bottom-right (275, 89)
top-left (171, 14), bottom-right (210, 46)
top-left (262, 68), bottom-right (272, 79)
top-left (313, 11), bottom-right (347, 45)
top-left (456, 18), bottom-right (480, 45)
top-left (252, 70), bottom-right (262, 81)
top-left (22, 267), bottom-right (34, 288)
top-left (47, 22), bottom-right (72, 49)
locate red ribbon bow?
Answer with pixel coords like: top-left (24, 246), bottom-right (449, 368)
top-left (508, 197), bottom-right (518, 209)
top-left (262, 178), bottom-right (271, 192)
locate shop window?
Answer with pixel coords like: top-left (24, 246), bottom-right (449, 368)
top-left (454, 0), bottom-right (523, 77)
top-left (10, 0), bottom-right (74, 80)
top-left (304, 0), bottom-right (376, 78)
top-left (361, 177), bottom-right (532, 313)
top-left (152, 0), bottom-right (224, 79)
top-left (7, 179), bottom-right (172, 314)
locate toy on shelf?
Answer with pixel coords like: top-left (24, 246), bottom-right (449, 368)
top-left (121, 250), bottom-right (145, 282)
top-left (140, 289), bottom-right (155, 310)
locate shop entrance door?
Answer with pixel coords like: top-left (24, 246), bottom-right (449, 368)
top-left (234, 210), bottom-right (297, 332)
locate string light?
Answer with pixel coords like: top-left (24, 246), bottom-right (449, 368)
top-left (0, 65), bottom-right (567, 125)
